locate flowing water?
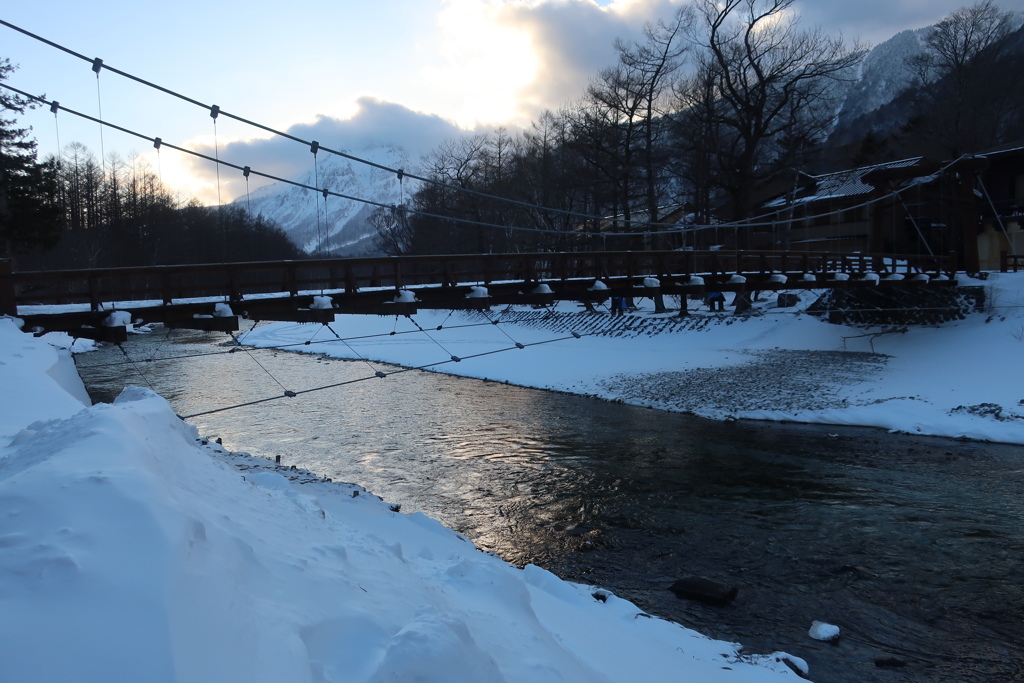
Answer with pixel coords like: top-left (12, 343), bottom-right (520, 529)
top-left (77, 327), bottom-right (1024, 682)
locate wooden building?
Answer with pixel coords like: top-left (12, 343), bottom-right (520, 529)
top-left (667, 144), bottom-right (1024, 271)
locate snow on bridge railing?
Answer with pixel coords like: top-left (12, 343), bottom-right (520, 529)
top-left (3, 251), bottom-right (957, 313)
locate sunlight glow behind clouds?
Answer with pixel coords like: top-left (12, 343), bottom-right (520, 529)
top-left (3, 0), bottom-right (990, 204)
top-left (421, 0), bottom-right (541, 126)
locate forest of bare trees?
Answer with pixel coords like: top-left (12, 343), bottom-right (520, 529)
top-left (4, 2), bottom-right (1023, 266)
top-left (379, 0), bottom-right (1023, 256)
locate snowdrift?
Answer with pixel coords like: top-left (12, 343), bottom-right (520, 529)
top-left (0, 319), bottom-right (804, 682)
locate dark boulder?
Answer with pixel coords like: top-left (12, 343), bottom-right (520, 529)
top-left (874, 657), bottom-right (907, 669)
top-left (668, 576), bottom-right (738, 606)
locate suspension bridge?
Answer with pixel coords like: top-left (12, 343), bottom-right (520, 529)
top-left (0, 20), bottom-right (969, 347)
top-left (2, 249), bottom-right (958, 342)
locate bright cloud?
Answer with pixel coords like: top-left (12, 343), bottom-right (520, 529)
top-left (420, 0), bottom-right (541, 125)
top-left (413, 0), bottom-right (686, 127)
top-left (176, 97), bottom-right (467, 204)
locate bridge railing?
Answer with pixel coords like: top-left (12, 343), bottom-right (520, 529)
top-left (4, 250), bottom-right (956, 314)
top-left (1001, 251), bottom-right (1023, 273)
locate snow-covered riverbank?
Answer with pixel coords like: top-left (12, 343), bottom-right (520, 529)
top-left (238, 272), bottom-right (1024, 445)
top-left (0, 318), bottom-right (809, 682)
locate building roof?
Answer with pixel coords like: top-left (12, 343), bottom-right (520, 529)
top-left (763, 157), bottom-right (923, 208)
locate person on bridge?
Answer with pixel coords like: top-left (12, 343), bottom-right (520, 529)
top-left (610, 296), bottom-right (626, 317)
top-left (706, 291), bottom-right (725, 312)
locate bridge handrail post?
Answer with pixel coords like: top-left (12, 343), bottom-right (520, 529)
top-left (0, 260), bottom-right (15, 317)
top-left (393, 260), bottom-right (403, 290)
top-left (160, 269), bottom-right (172, 305)
top-left (228, 266), bottom-right (241, 302)
top-left (88, 273), bottom-right (101, 312)
top-left (287, 262), bottom-right (298, 297)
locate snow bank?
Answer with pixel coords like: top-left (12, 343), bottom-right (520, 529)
top-left (239, 272), bottom-right (1024, 445)
top-left (0, 322), bottom-right (802, 682)
top-left (0, 320), bottom-right (90, 442)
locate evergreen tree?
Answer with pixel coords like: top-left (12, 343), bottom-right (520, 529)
top-left (0, 59), bottom-right (62, 262)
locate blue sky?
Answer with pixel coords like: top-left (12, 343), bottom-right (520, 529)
top-left (2, 0), bottom-right (981, 201)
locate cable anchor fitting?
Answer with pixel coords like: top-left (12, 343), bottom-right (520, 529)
top-left (91, 58), bottom-right (103, 75)
top-left (153, 137), bottom-right (162, 150)
top-left (243, 166), bottom-right (251, 178)
top-left (310, 141), bottom-right (319, 155)
top-left (49, 101), bottom-right (60, 114)
top-left (209, 104), bottom-right (220, 119)
top-left (284, 390), bottom-right (297, 398)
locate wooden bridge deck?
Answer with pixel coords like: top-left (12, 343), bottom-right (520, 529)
top-left (1, 250), bottom-right (957, 339)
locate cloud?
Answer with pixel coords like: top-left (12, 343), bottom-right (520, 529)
top-left (182, 97), bottom-right (467, 202)
top-left (173, 0), bottom-right (980, 204)
top-left (438, 0), bottom-right (974, 123)
top-left (415, 0), bottom-right (685, 126)
top-left (795, 1), bottom-right (971, 45)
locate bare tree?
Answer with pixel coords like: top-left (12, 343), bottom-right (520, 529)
top-left (688, 0), bottom-right (864, 229)
top-left (909, 1), bottom-right (1020, 155)
top-left (370, 205), bottom-right (415, 256)
top-left (617, 8), bottom-right (692, 224)
top-left (579, 9), bottom-right (691, 232)
top-left (923, 0), bottom-right (1017, 73)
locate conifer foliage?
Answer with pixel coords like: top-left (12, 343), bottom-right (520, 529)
top-left (0, 59), bottom-right (61, 262)
top-left (0, 59), bottom-right (300, 270)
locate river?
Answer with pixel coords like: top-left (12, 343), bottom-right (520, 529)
top-left (76, 327), bottom-right (1024, 683)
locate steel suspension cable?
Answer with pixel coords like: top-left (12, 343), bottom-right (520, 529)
top-left (1, 18), bottom-right (946, 237)
top-left (180, 328), bottom-right (594, 420)
top-left (321, 323), bottom-right (388, 378)
top-left (115, 343), bottom-right (157, 392)
top-left (0, 80), bottom-right (971, 242)
top-left (227, 332), bottom-right (294, 394)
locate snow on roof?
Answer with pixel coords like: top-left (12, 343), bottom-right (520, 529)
top-left (763, 157), bottom-right (923, 208)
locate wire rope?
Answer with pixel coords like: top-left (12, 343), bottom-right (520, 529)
top-left (480, 309), bottom-right (526, 349)
top-left (227, 332), bottom-right (292, 394)
top-left (179, 328), bottom-right (595, 420)
top-left (406, 315), bottom-right (462, 362)
top-left (0, 19), bottom-right (968, 239)
top-left (312, 142), bottom-right (322, 256)
top-left (115, 343), bottom-right (157, 392)
top-left (50, 100), bottom-right (61, 157)
top-left (72, 319), bottom-right (507, 370)
top-left (92, 57), bottom-right (105, 177)
top-left (0, 81), bottom-right (974, 244)
top-left (321, 323), bottom-right (388, 378)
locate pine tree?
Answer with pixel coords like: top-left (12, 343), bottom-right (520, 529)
top-left (0, 59), bottom-right (62, 262)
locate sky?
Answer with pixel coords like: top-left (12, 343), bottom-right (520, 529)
top-left (1, 0), bottom-right (986, 203)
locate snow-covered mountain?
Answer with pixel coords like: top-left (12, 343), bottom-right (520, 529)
top-left (834, 28), bottom-right (928, 129)
top-left (240, 16), bottom-right (1022, 250)
top-left (236, 146), bottom-right (418, 257)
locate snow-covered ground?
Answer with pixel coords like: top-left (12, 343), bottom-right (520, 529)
top-left (238, 272), bottom-right (1024, 445)
top-left (3, 272), bottom-right (1021, 682)
top-left (0, 319), bottom-right (810, 681)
